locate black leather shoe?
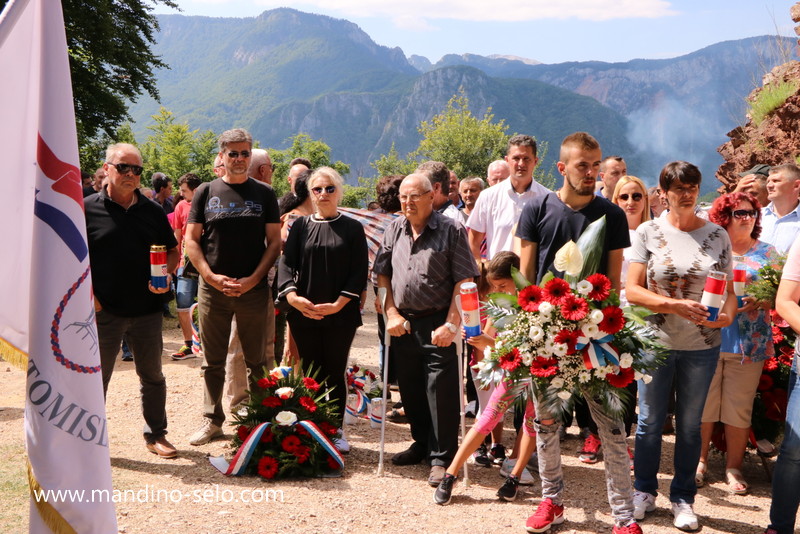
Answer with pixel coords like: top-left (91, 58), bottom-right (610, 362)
top-left (391, 446), bottom-right (426, 466)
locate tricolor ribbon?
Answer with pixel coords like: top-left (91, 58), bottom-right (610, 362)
top-left (576, 332), bottom-right (620, 370)
top-left (345, 389), bottom-right (370, 417)
top-left (209, 420), bottom-right (344, 475)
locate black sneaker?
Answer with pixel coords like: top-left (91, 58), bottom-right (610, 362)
top-left (497, 474), bottom-right (520, 501)
top-left (473, 443), bottom-right (492, 467)
top-left (434, 473), bottom-right (456, 505)
top-left (489, 443), bottom-right (506, 466)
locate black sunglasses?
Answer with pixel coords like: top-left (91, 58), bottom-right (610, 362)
top-left (618, 193), bottom-right (643, 201)
top-left (227, 150), bottom-right (251, 159)
top-left (732, 209), bottom-right (757, 220)
top-left (107, 162), bottom-right (143, 176)
top-left (311, 185), bottom-right (337, 195)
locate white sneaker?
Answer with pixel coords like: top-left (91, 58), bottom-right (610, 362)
top-left (188, 420), bottom-right (223, 446)
top-left (333, 430), bottom-right (350, 454)
top-left (499, 458), bottom-right (535, 485)
top-left (671, 502), bottom-right (699, 531)
top-left (633, 490), bottom-right (656, 520)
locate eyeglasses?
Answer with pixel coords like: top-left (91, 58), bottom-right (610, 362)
top-left (399, 193), bottom-right (428, 203)
top-left (732, 209), bottom-right (757, 220)
top-left (618, 193), bottom-right (643, 201)
top-left (226, 150), bottom-right (251, 159)
top-left (106, 162), bottom-right (143, 176)
top-left (311, 185), bottom-right (336, 195)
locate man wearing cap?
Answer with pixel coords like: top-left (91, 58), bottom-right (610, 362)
top-left (733, 164), bottom-right (770, 208)
top-left (761, 163), bottom-right (800, 254)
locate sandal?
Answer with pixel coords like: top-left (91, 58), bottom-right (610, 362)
top-left (725, 468), bottom-right (749, 495)
top-left (695, 460), bottom-right (707, 488)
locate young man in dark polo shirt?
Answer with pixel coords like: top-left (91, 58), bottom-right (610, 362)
top-left (85, 142), bottom-right (179, 459)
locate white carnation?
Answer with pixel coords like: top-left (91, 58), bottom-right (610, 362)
top-left (539, 301), bottom-right (554, 315)
top-left (589, 309), bottom-right (604, 325)
top-left (529, 326), bottom-right (544, 342)
top-left (619, 353), bottom-right (634, 368)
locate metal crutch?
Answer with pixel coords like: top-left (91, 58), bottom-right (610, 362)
top-left (377, 287), bottom-right (391, 476)
top-left (454, 294), bottom-right (470, 487)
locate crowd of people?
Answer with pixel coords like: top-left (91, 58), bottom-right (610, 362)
top-left (82, 129), bottom-right (800, 534)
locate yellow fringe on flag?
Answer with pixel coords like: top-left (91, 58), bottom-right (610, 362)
top-left (27, 460), bottom-right (78, 534)
top-left (0, 336), bottom-right (28, 371)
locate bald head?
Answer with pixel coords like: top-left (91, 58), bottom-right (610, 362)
top-left (248, 148), bottom-right (273, 184)
top-left (288, 163), bottom-right (310, 193)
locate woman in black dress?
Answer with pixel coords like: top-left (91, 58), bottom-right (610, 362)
top-left (277, 167), bottom-right (368, 451)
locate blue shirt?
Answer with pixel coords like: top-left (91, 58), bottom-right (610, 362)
top-left (760, 202), bottom-right (800, 254)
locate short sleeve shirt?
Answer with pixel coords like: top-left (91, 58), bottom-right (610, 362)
top-left (516, 193), bottom-right (630, 283)
top-left (373, 211), bottom-right (479, 311)
top-left (760, 202), bottom-right (800, 254)
top-left (188, 178), bottom-right (280, 279)
top-left (629, 217), bottom-right (733, 350)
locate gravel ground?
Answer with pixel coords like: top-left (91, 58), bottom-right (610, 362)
top-left (0, 307), bottom-right (777, 533)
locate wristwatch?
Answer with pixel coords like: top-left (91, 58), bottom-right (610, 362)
top-left (443, 322), bottom-right (458, 334)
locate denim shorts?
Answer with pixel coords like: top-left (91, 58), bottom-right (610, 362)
top-left (175, 267), bottom-right (198, 311)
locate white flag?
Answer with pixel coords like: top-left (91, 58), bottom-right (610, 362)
top-left (0, 0), bottom-right (117, 532)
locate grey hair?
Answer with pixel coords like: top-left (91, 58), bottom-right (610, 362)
top-left (105, 143), bottom-right (140, 162)
top-left (217, 128), bottom-right (253, 151)
top-left (461, 176), bottom-right (485, 190)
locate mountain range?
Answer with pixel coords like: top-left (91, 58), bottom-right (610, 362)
top-left (128, 8), bottom-right (796, 190)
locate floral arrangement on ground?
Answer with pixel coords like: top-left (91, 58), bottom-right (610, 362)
top-left (345, 365), bottom-right (384, 420)
top-left (230, 365), bottom-right (344, 479)
top-left (475, 217), bottom-right (664, 418)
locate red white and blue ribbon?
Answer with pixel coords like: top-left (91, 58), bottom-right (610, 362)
top-left (577, 332), bottom-right (620, 370)
top-left (210, 421), bottom-right (344, 475)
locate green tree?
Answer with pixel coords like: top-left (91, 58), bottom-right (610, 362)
top-left (370, 143), bottom-right (417, 177)
top-left (139, 108), bottom-right (217, 185)
top-left (270, 133), bottom-right (350, 198)
top-left (411, 88), bottom-right (509, 177)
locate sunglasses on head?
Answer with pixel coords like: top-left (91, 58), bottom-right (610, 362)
top-left (618, 193), bottom-right (643, 201)
top-left (226, 150), bottom-right (251, 159)
top-left (311, 185), bottom-right (336, 195)
top-left (107, 162), bottom-right (143, 176)
top-left (732, 209), bottom-right (757, 220)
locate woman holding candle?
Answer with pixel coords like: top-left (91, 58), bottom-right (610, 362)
top-left (695, 192), bottom-right (777, 494)
top-left (626, 161), bottom-right (737, 531)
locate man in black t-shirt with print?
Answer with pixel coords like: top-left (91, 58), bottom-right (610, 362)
top-left (186, 128), bottom-right (281, 446)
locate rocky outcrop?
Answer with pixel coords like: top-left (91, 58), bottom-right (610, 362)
top-left (716, 4), bottom-right (800, 191)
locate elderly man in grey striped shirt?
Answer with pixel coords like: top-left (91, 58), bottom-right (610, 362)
top-left (375, 173), bottom-right (479, 487)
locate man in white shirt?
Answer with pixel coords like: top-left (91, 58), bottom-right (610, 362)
top-left (761, 163), bottom-right (800, 253)
top-left (486, 159), bottom-right (510, 186)
top-left (466, 135), bottom-right (550, 261)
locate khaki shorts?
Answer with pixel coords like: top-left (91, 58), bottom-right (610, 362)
top-left (701, 351), bottom-right (765, 428)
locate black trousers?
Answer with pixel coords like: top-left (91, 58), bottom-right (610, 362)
top-left (291, 321), bottom-right (358, 420)
top-left (392, 309), bottom-right (460, 467)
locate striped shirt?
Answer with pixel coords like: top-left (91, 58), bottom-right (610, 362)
top-left (374, 211), bottom-right (479, 312)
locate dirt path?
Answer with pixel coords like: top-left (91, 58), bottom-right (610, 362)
top-left (0, 308), bottom-right (776, 533)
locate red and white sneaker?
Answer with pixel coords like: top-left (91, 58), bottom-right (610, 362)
top-left (613, 521), bottom-right (643, 534)
top-left (579, 433), bottom-right (602, 464)
top-left (525, 498), bottom-right (565, 533)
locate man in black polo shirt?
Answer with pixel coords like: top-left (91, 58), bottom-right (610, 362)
top-left (186, 128), bottom-right (281, 446)
top-left (374, 173), bottom-right (479, 486)
top-left (85, 143), bottom-right (179, 459)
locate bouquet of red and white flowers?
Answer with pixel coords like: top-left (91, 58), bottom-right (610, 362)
top-left (475, 217), bottom-right (663, 417)
top-left (224, 366), bottom-right (344, 479)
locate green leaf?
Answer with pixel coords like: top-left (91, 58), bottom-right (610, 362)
top-left (511, 266), bottom-right (531, 290)
top-left (576, 216), bottom-right (607, 279)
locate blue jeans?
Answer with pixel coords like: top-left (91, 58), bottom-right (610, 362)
top-left (768, 351), bottom-right (800, 534)
top-left (634, 345), bottom-right (720, 504)
top-left (175, 267), bottom-right (198, 311)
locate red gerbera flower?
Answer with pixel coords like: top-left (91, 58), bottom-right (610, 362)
top-left (319, 421), bottom-right (338, 437)
top-left (294, 444), bottom-right (311, 464)
top-left (763, 357), bottom-right (779, 372)
top-left (599, 306), bottom-right (625, 334)
top-left (530, 357), bottom-right (559, 377)
top-left (302, 377), bottom-right (321, 392)
top-left (258, 377), bottom-right (276, 389)
top-left (554, 329), bottom-right (580, 354)
top-left (772, 325), bottom-right (784, 344)
top-left (757, 374), bottom-right (774, 392)
top-left (606, 366), bottom-right (635, 388)
top-left (499, 348), bottom-right (523, 372)
top-left (236, 425), bottom-right (251, 441)
top-left (586, 273), bottom-right (611, 301)
top-left (257, 456), bottom-right (279, 479)
top-left (281, 434), bottom-right (301, 453)
top-left (260, 427), bottom-right (274, 443)
top-left (560, 295), bottom-right (589, 321)
top-left (327, 455), bottom-right (341, 470)
top-left (295, 425), bottom-right (310, 438)
top-left (262, 396), bottom-right (281, 408)
top-left (543, 278), bottom-right (571, 305)
top-left (518, 285), bottom-right (545, 312)
top-left (299, 396), bottom-right (318, 413)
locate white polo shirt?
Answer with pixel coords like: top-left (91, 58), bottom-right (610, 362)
top-left (466, 177), bottom-right (550, 259)
top-left (761, 202), bottom-right (800, 254)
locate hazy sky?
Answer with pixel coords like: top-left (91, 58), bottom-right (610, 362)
top-left (152, 0), bottom-right (797, 64)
